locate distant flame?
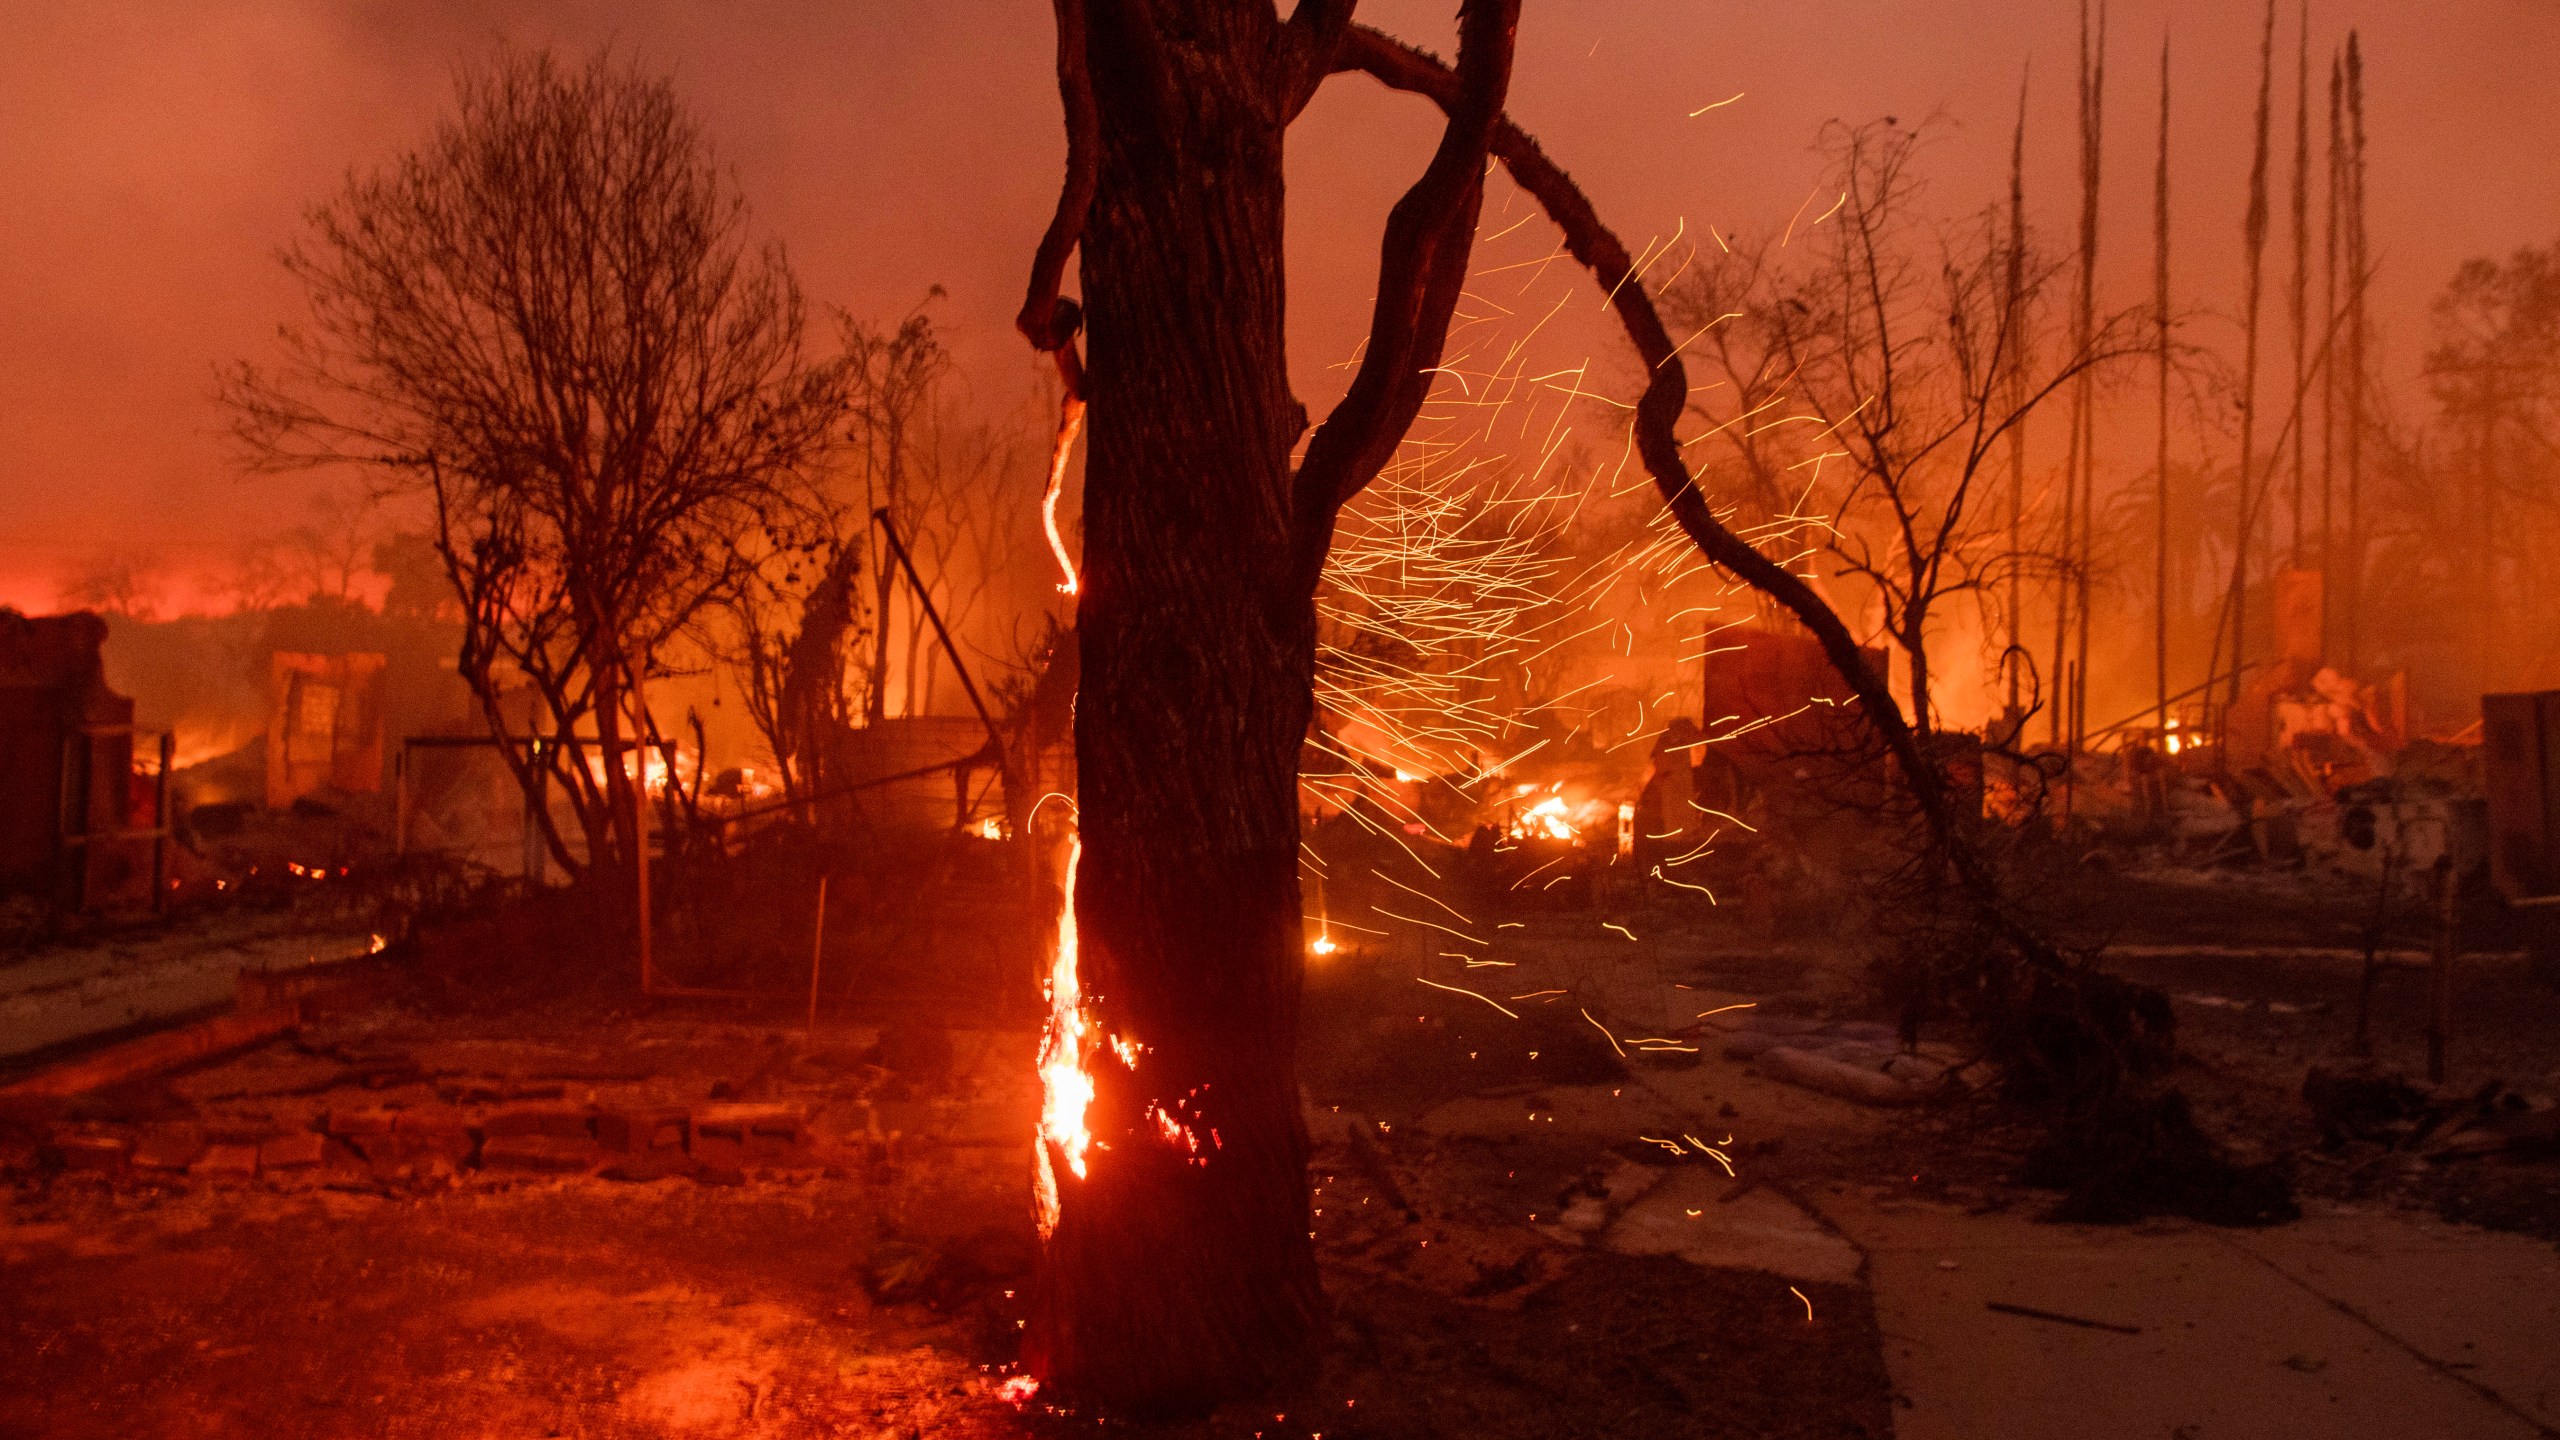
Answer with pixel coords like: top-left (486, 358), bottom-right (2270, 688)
top-left (1515, 795), bottom-right (1575, 841)
top-left (1034, 836), bottom-right (1091, 1237)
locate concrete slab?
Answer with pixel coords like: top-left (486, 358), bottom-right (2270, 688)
top-left (2227, 1213), bottom-right (2560, 1432)
top-left (1601, 1165), bottom-right (1863, 1285)
top-left (0, 922), bottom-right (371, 1059)
top-left (1816, 1194), bottom-right (2551, 1440)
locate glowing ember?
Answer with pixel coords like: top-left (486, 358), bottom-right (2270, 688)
top-left (998, 1374), bottom-right (1040, 1405)
top-left (1310, 935), bottom-right (1339, 957)
top-left (1034, 836), bottom-right (1091, 1238)
top-left (1043, 396), bottom-right (1085, 596)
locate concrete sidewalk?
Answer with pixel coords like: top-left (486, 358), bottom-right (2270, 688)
top-left (1816, 1193), bottom-right (2560, 1440)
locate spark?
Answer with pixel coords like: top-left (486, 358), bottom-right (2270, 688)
top-left (1373, 868), bottom-right (1477, 927)
top-left (1684, 1134), bottom-right (1738, 1174)
top-left (1790, 1286), bottom-right (1815, 1323)
top-left (1602, 922), bottom-right (1639, 941)
top-left (1687, 90), bottom-right (1746, 117)
top-left (1696, 1002), bottom-right (1759, 1018)
top-left (1371, 905), bottom-right (1487, 947)
top-left (1651, 865), bottom-right (1717, 900)
top-left (1416, 976), bottom-right (1520, 1019)
top-left (1581, 1008), bottom-right (1628, 1058)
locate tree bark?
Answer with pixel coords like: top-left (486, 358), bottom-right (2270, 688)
top-left (1020, 2), bottom-right (1513, 1410)
top-left (1023, 2), bottom-right (1322, 1409)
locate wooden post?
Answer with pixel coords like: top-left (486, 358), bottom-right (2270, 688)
top-left (151, 731), bottom-right (173, 913)
top-left (2428, 855), bottom-right (2457, 1084)
top-left (55, 731), bottom-right (82, 921)
top-left (807, 874), bottom-right (829, 1032)
top-left (633, 734), bottom-right (654, 998)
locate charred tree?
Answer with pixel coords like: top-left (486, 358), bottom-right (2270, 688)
top-left (1014, 0), bottom-right (1516, 1411)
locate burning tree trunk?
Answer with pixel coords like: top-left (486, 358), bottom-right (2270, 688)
top-left (1015, 0), bottom-right (1516, 1411)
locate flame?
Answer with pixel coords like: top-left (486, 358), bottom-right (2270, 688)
top-left (1310, 935), bottom-right (1339, 957)
top-left (1515, 795), bottom-right (1575, 841)
top-left (1034, 836), bottom-right (1091, 1237)
top-left (1044, 396), bottom-right (1085, 596)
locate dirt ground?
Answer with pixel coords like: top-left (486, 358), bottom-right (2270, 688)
top-left (5, 855), bottom-right (2554, 1439)
top-left (1, 917), bottom-right (1894, 1440)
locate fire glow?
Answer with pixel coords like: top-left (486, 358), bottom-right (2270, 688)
top-left (1034, 836), bottom-right (1091, 1237)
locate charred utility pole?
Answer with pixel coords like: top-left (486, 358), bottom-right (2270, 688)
top-left (2154, 34), bottom-right (2172, 737)
top-left (2286, 0), bottom-right (2310, 568)
top-left (2053, 0), bottom-right (2105, 749)
top-left (2005, 70), bottom-right (2031, 729)
top-left (2322, 48), bottom-right (2342, 651)
top-left (2343, 31), bottom-right (2368, 673)
top-left (2224, 0), bottom-right (2277, 723)
top-left (2071, 0), bottom-right (2106, 752)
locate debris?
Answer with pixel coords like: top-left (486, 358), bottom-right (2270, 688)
top-left (259, 1132), bottom-right (325, 1171)
top-left (2302, 1065), bottom-right (2431, 1148)
top-left (480, 1134), bottom-right (601, 1173)
top-left (2, 1008), bottom-right (301, 1102)
top-left (191, 1143), bottom-right (259, 1179)
top-left (53, 1131), bottom-right (131, 1173)
top-left (1757, 1046), bottom-right (1935, 1107)
top-left (131, 1126), bottom-right (206, 1173)
top-left (1985, 1300), bottom-right (2142, 1335)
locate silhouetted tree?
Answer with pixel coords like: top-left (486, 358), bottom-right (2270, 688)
top-left (224, 48), bottom-right (853, 890)
top-left (1012, 0), bottom-right (1517, 1409)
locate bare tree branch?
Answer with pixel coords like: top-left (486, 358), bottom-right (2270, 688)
top-left (1291, 1), bottom-right (1517, 574)
top-left (1332, 24), bottom-right (2050, 953)
top-left (1016, 0), bottom-right (1099, 396)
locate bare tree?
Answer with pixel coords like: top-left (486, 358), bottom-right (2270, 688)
top-left (2423, 239), bottom-right (2560, 686)
top-left (717, 494), bottom-right (863, 805)
top-left (224, 48), bottom-right (853, 893)
top-left (56, 548), bottom-right (166, 621)
top-left (718, 305), bottom-right (1039, 807)
top-left (1671, 120), bottom-right (2139, 737)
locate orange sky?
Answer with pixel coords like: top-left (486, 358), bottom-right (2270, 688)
top-left (2, 0), bottom-right (2554, 614)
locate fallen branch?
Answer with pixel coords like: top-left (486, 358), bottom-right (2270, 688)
top-left (1986, 1300), bottom-right (2143, 1335)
